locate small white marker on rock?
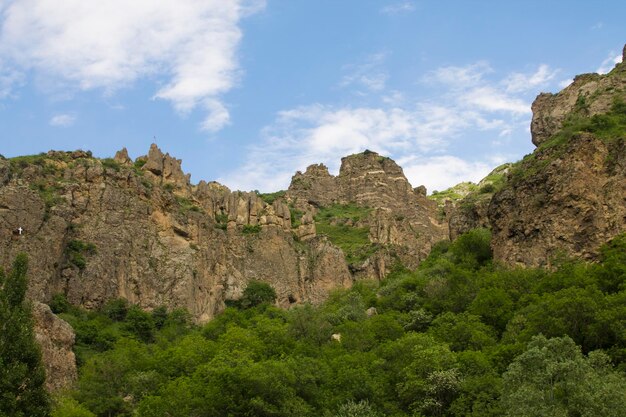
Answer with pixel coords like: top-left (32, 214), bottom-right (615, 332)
top-left (17, 227), bottom-right (23, 235)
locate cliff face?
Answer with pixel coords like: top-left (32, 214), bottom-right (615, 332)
top-left (0, 147), bottom-right (448, 325)
top-left (489, 132), bottom-right (626, 267)
top-left (488, 48), bottom-right (626, 267)
top-left (0, 147), bottom-right (351, 323)
top-left (531, 46), bottom-right (626, 146)
top-left (287, 151), bottom-right (449, 273)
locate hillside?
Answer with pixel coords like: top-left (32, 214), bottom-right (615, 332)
top-left (0, 44), bottom-right (625, 414)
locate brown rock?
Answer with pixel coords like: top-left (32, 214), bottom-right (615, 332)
top-left (0, 148), bottom-right (351, 324)
top-left (0, 158), bottom-right (9, 186)
top-left (114, 148), bottom-right (132, 165)
top-left (32, 302), bottom-right (77, 392)
top-left (286, 150), bottom-right (449, 271)
top-left (489, 133), bottom-right (626, 267)
top-left (144, 143), bottom-right (164, 175)
top-left (530, 49), bottom-right (625, 146)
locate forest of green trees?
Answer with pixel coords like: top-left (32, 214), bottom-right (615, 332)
top-left (3, 229), bottom-right (626, 416)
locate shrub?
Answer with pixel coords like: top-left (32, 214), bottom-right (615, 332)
top-left (242, 224), bottom-right (261, 234)
top-left (66, 240), bottom-right (96, 270)
top-left (50, 293), bottom-right (72, 314)
top-left (240, 280), bottom-right (277, 308)
top-left (101, 158), bottom-right (120, 172)
top-left (124, 306), bottom-right (155, 343)
top-left (101, 298), bottom-right (129, 321)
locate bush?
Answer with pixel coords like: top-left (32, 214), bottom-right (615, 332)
top-left (242, 224), bottom-right (261, 234)
top-left (66, 240), bottom-right (97, 270)
top-left (101, 298), bottom-right (129, 321)
top-left (240, 280), bottom-right (277, 308)
top-left (101, 158), bottom-right (121, 172)
top-left (50, 293), bottom-right (72, 314)
top-left (449, 228), bottom-right (492, 269)
top-left (124, 305), bottom-right (156, 343)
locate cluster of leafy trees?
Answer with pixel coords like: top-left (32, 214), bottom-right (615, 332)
top-left (2, 230), bottom-right (625, 416)
top-left (40, 229), bottom-right (626, 416)
top-left (0, 254), bottom-right (49, 417)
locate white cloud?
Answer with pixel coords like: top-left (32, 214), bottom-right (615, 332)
top-left (425, 62), bottom-right (492, 88)
top-left (596, 52), bottom-right (622, 74)
top-left (0, 0), bottom-right (264, 131)
top-left (0, 60), bottom-right (23, 99)
top-left (462, 86), bottom-right (530, 114)
top-left (504, 64), bottom-right (558, 93)
top-left (219, 103), bottom-right (512, 192)
top-left (49, 113), bottom-right (76, 127)
top-left (219, 60), bottom-right (550, 193)
top-left (340, 53), bottom-right (388, 92)
top-left (381, 1), bottom-right (416, 15)
top-left (401, 156), bottom-right (492, 193)
top-left (425, 63), bottom-right (533, 118)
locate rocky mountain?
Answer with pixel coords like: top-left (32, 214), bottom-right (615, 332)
top-left (442, 45), bottom-right (626, 267)
top-left (0, 145), bottom-right (450, 328)
top-left (286, 151), bottom-right (448, 276)
top-left (1, 44), bottom-right (625, 391)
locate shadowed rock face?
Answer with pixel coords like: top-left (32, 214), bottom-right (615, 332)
top-left (489, 133), bottom-right (626, 267)
top-left (487, 46), bottom-right (626, 267)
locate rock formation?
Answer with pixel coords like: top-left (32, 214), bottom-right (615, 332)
top-left (32, 302), bottom-right (77, 392)
top-left (489, 132), bottom-right (626, 267)
top-left (530, 48), bottom-right (625, 146)
top-left (287, 150), bottom-right (449, 272)
top-left (0, 147), bottom-right (352, 324)
top-left (489, 48), bottom-right (626, 266)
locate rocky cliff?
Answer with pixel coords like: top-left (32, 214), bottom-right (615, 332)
top-left (531, 46), bottom-right (626, 146)
top-left (286, 150), bottom-right (449, 275)
top-left (439, 46), bottom-right (626, 267)
top-left (32, 302), bottom-right (77, 392)
top-left (488, 47), bottom-right (626, 267)
top-left (0, 147), bottom-right (352, 325)
top-left (0, 146), bottom-right (449, 327)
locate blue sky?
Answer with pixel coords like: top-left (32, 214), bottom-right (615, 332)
top-left (0, 0), bottom-right (624, 193)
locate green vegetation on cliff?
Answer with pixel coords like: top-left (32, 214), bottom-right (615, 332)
top-left (510, 98), bottom-right (626, 185)
top-left (314, 204), bottom-right (375, 264)
top-left (46, 230), bottom-right (626, 417)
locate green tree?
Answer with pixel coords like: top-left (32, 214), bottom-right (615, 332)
top-left (0, 254), bottom-right (50, 417)
top-left (51, 397), bottom-right (96, 417)
top-left (240, 280), bottom-right (277, 309)
top-left (125, 305), bottom-right (156, 343)
top-left (502, 335), bottom-right (626, 417)
top-left (101, 298), bottom-right (129, 321)
top-left (331, 400), bottom-right (381, 417)
top-left (429, 312), bottom-right (497, 351)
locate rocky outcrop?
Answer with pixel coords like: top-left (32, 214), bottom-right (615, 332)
top-left (114, 148), bottom-right (132, 165)
top-left (287, 150), bottom-right (449, 270)
top-left (489, 133), bottom-right (626, 267)
top-left (531, 51), bottom-right (625, 146)
top-left (0, 145), bottom-right (350, 324)
top-left (32, 302), bottom-right (77, 392)
top-left (489, 46), bottom-right (626, 266)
